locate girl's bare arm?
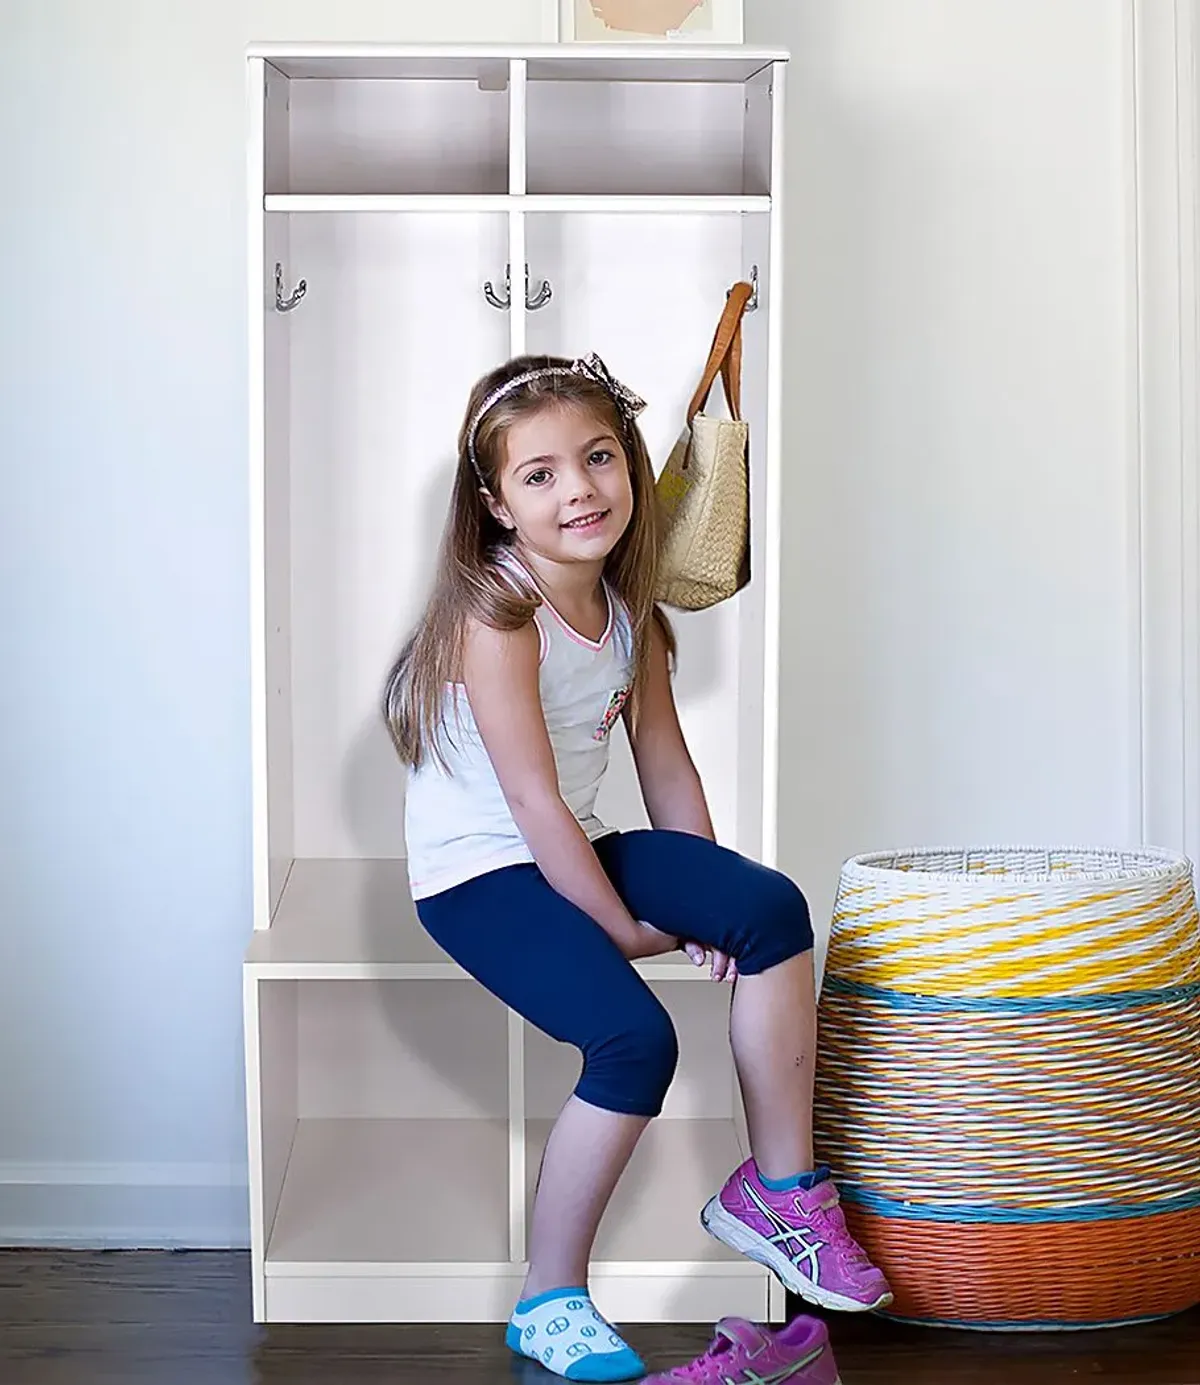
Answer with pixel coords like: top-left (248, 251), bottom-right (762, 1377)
top-left (624, 615), bottom-right (715, 841)
top-left (461, 616), bottom-right (676, 960)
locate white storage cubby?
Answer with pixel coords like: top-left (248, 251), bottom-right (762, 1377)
top-left (245, 42), bottom-right (788, 1326)
top-left (523, 55), bottom-right (776, 197)
top-left (266, 55), bottom-right (512, 196)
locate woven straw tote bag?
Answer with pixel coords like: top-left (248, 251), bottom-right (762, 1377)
top-left (654, 280), bottom-right (753, 611)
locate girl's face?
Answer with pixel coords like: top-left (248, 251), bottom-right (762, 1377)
top-left (485, 403), bottom-right (634, 566)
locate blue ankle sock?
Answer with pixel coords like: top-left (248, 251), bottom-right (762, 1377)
top-left (757, 1163), bottom-right (831, 1192)
top-left (505, 1286), bottom-right (645, 1382)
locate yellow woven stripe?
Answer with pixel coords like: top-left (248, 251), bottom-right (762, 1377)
top-left (826, 899), bottom-right (1127, 976)
top-left (873, 899), bottom-right (1200, 996)
top-left (829, 878), bottom-right (1186, 961)
top-left (975, 922), bottom-right (1200, 996)
top-left (827, 882), bottom-right (1190, 964)
top-left (831, 887), bottom-right (1040, 932)
top-left (836, 912), bottom-right (1199, 997)
top-left (836, 873), bottom-right (1191, 937)
top-left (826, 885), bottom-right (1198, 995)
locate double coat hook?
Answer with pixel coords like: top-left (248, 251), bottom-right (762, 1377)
top-left (484, 263), bottom-right (552, 311)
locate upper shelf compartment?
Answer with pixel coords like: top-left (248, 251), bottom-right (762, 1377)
top-left (523, 54), bottom-right (779, 199)
top-left (264, 56), bottom-right (512, 197)
top-left (258, 49), bottom-right (784, 202)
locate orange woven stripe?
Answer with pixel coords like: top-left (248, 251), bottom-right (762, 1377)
top-left (843, 1205), bottom-right (1200, 1325)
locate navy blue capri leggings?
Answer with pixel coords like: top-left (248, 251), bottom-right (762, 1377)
top-left (414, 829), bottom-right (813, 1119)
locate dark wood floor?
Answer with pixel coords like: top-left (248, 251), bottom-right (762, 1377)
top-left (0, 1251), bottom-right (1197, 1384)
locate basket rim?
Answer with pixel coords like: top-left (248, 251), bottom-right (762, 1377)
top-left (840, 844), bottom-right (1193, 885)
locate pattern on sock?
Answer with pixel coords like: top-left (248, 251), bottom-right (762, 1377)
top-left (505, 1287), bottom-right (645, 1382)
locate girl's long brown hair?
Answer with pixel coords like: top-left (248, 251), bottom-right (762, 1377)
top-left (382, 354), bottom-right (675, 770)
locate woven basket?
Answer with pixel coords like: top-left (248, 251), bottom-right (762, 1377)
top-left (813, 846), bottom-right (1200, 1330)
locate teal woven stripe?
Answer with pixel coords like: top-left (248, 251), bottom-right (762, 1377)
top-left (839, 1185), bottom-right (1200, 1223)
top-left (821, 975), bottom-right (1200, 1014)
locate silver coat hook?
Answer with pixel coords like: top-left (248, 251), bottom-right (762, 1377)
top-left (525, 264), bottom-right (552, 311)
top-left (275, 263), bottom-right (306, 312)
top-left (484, 265), bottom-right (511, 310)
top-left (728, 264), bottom-right (759, 312)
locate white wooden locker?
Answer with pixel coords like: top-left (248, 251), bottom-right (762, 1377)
top-left (243, 40), bottom-right (789, 1326)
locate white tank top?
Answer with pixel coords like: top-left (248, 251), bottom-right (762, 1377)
top-left (403, 552), bottom-right (635, 900)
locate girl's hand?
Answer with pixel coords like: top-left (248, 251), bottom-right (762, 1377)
top-left (624, 921), bottom-right (683, 960)
top-left (682, 942), bottom-right (738, 983)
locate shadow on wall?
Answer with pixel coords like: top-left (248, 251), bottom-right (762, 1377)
top-left (338, 448), bottom-right (457, 859)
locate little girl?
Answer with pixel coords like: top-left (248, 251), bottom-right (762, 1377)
top-left (383, 353), bottom-right (890, 1382)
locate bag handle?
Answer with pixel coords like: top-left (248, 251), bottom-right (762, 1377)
top-left (687, 280), bottom-right (753, 424)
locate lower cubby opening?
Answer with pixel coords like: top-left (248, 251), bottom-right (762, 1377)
top-left (249, 953), bottom-right (772, 1320)
top-left (252, 975), bottom-right (516, 1320)
top-left (267, 1115), bottom-right (510, 1268)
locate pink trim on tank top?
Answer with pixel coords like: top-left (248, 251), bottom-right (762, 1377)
top-left (503, 552), bottom-right (614, 651)
top-left (492, 550), bottom-right (551, 665)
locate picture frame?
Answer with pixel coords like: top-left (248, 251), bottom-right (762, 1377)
top-left (557, 0), bottom-right (744, 44)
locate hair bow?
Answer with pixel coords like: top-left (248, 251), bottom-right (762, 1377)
top-left (571, 353), bottom-right (647, 423)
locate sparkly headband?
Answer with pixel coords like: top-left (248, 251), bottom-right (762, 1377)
top-left (466, 352), bottom-right (647, 487)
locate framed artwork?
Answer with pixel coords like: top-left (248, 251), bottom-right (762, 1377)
top-left (558, 0), bottom-right (744, 44)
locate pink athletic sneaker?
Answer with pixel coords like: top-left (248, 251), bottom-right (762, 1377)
top-left (700, 1159), bottom-right (892, 1312)
top-left (641, 1313), bottom-right (840, 1385)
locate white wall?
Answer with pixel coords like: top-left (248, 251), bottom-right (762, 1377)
top-left (0, 0), bottom-right (546, 1249)
top-left (0, 0), bottom-right (1191, 1245)
top-left (754, 0), bottom-right (1139, 933)
top-left (247, 0), bottom-right (548, 42)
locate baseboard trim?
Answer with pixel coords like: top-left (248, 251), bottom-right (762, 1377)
top-left (0, 1160), bottom-right (250, 1249)
top-left (0, 1161), bottom-right (247, 1187)
top-left (0, 1227), bottom-right (251, 1250)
